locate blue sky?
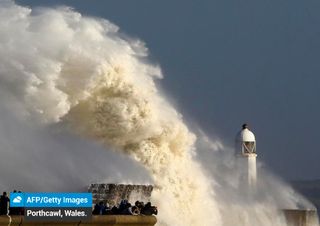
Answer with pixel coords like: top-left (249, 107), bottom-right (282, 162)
top-left (16, 0), bottom-right (320, 180)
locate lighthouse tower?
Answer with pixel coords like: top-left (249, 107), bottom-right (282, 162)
top-left (236, 124), bottom-right (257, 188)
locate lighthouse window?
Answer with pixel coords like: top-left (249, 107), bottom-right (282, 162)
top-left (243, 142), bottom-right (256, 154)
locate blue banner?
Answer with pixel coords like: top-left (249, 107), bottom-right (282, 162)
top-left (10, 193), bottom-right (92, 208)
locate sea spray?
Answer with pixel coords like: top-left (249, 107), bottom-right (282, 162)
top-left (0, 1), bottom-right (220, 225)
top-left (0, 1), bottom-right (315, 226)
top-left (65, 53), bottom-right (222, 226)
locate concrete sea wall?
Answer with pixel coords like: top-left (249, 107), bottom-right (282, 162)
top-left (0, 216), bottom-right (157, 226)
top-left (0, 210), bottom-right (318, 226)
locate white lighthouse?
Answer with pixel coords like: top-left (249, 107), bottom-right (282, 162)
top-left (236, 124), bottom-right (257, 188)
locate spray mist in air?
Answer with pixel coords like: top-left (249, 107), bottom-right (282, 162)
top-left (0, 1), bottom-right (315, 226)
top-left (0, 1), bottom-right (220, 225)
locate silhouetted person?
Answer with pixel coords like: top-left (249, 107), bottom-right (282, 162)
top-left (141, 202), bottom-right (157, 216)
top-left (92, 201), bottom-right (107, 215)
top-left (130, 206), bottom-right (140, 215)
top-left (0, 192), bottom-right (10, 215)
top-left (118, 199), bottom-right (128, 213)
top-left (110, 205), bottom-right (119, 215)
top-left (135, 201), bottom-right (144, 211)
top-left (121, 202), bottom-right (132, 215)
